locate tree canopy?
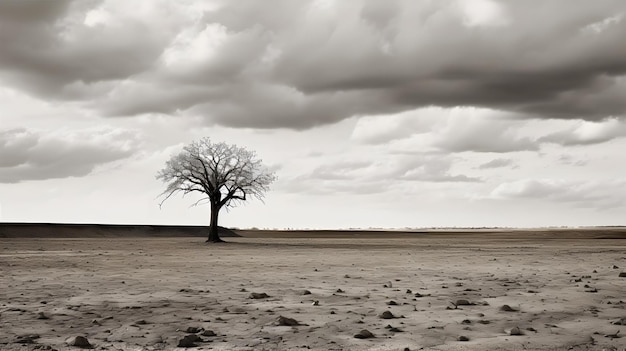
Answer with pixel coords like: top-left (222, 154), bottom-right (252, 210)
top-left (157, 137), bottom-right (276, 242)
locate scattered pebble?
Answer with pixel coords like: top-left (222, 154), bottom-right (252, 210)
top-left (354, 329), bottom-right (375, 339)
top-left (65, 336), bottom-right (92, 348)
top-left (455, 299), bottom-right (473, 306)
top-left (510, 326), bottom-right (524, 335)
top-left (379, 311), bottom-right (395, 319)
top-left (458, 335), bottom-right (469, 341)
top-left (201, 330), bottom-right (216, 337)
top-left (619, 272), bottom-right (626, 278)
top-left (186, 326), bottom-right (203, 333)
top-left (249, 292), bottom-right (270, 299)
top-left (386, 300), bottom-right (398, 306)
top-left (37, 312), bottom-right (49, 320)
top-left (15, 334), bottom-right (40, 344)
top-left (612, 317), bottom-right (626, 325)
top-left (300, 290), bottom-right (312, 295)
top-left (177, 334), bottom-right (202, 348)
top-left (277, 315), bottom-right (301, 326)
top-left (500, 304), bottom-right (518, 312)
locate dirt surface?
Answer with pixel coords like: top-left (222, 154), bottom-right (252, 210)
top-left (1, 229), bottom-right (626, 350)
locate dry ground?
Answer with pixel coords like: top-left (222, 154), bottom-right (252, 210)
top-left (1, 229), bottom-right (626, 350)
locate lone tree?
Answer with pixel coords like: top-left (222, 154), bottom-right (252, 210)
top-left (157, 137), bottom-right (276, 242)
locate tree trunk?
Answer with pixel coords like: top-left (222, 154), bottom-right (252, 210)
top-left (207, 203), bottom-right (224, 243)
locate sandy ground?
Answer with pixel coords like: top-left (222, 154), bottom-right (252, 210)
top-left (1, 232), bottom-right (626, 350)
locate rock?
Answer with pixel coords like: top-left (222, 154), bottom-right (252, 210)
top-left (613, 317), bottom-right (626, 325)
top-left (613, 265), bottom-right (619, 269)
top-left (500, 304), bottom-right (518, 312)
top-left (455, 299), bottom-right (473, 306)
top-left (37, 312), bottom-right (49, 320)
top-left (619, 272), bottom-right (626, 278)
top-left (201, 330), bottom-right (216, 337)
top-left (510, 326), bottom-right (524, 335)
top-left (354, 329), bottom-right (375, 339)
top-left (386, 300), bottom-right (398, 306)
top-left (177, 334), bottom-right (202, 348)
top-left (15, 334), bottom-right (40, 344)
top-left (277, 316), bottom-right (301, 326)
top-left (389, 327), bottom-right (403, 333)
top-left (186, 326), bottom-right (203, 333)
top-left (312, 300), bottom-right (319, 306)
top-left (379, 311), bottom-right (395, 319)
top-left (249, 292), bottom-right (270, 299)
top-left (458, 335), bottom-right (469, 341)
top-left (336, 288), bottom-right (344, 293)
top-left (300, 290), bottom-right (312, 295)
top-left (65, 336), bottom-right (92, 348)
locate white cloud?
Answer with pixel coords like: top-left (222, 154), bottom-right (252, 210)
top-left (478, 158), bottom-right (514, 169)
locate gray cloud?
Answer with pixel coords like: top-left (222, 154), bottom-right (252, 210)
top-left (0, 1), bottom-right (624, 130)
top-left (281, 154), bottom-right (479, 196)
top-left (0, 127), bottom-right (140, 183)
top-left (491, 178), bottom-right (626, 209)
top-left (538, 118), bottom-right (626, 146)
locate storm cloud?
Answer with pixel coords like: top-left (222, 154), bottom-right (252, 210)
top-left (0, 0), bottom-right (624, 130)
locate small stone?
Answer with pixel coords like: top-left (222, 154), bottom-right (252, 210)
top-left (312, 300), bottom-right (319, 306)
top-left (389, 327), bottom-right (403, 333)
top-left (15, 334), bottom-right (40, 344)
top-left (300, 290), bottom-right (312, 295)
top-left (456, 299), bottom-right (473, 306)
top-left (201, 330), bottom-right (216, 337)
top-left (277, 316), bottom-right (301, 326)
top-left (379, 311), bottom-right (395, 319)
top-left (510, 326), bottom-right (524, 335)
top-left (619, 272), bottom-right (626, 278)
top-left (65, 336), bottom-right (92, 348)
top-left (386, 300), bottom-right (398, 306)
top-left (249, 292), bottom-right (270, 299)
top-left (336, 288), bottom-right (344, 293)
top-left (458, 335), bottom-right (469, 341)
top-left (37, 312), bottom-right (49, 320)
top-left (500, 304), bottom-right (518, 312)
top-left (613, 265), bottom-right (619, 269)
top-left (461, 319), bottom-right (472, 324)
top-left (135, 320), bottom-right (147, 325)
top-left (354, 329), bottom-right (375, 339)
top-left (185, 326), bottom-right (202, 333)
top-left (177, 335), bottom-right (202, 348)
top-left (613, 317), bottom-right (626, 325)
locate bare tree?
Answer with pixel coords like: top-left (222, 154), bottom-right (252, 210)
top-left (156, 138), bottom-right (276, 242)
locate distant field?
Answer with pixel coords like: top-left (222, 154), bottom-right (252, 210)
top-left (2, 222), bottom-right (625, 240)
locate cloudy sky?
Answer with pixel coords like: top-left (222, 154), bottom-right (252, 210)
top-left (1, 0), bottom-right (625, 229)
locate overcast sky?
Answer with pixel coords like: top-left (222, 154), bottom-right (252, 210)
top-left (1, 0), bottom-right (625, 229)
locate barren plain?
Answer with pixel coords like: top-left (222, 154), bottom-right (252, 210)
top-left (1, 226), bottom-right (626, 351)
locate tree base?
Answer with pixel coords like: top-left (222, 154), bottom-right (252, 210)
top-left (205, 237), bottom-right (225, 243)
